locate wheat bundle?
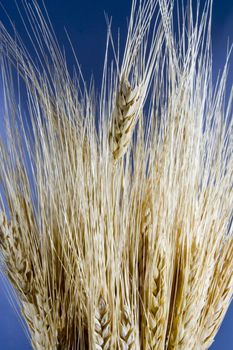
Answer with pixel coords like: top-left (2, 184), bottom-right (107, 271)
top-left (0, 0), bottom-right (232, 349)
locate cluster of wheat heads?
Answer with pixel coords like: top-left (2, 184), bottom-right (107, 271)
top-left (0, 0), bottom-right (232, 349)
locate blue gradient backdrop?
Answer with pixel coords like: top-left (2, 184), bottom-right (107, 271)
top-left (0, 1), bottom-right (232, 349)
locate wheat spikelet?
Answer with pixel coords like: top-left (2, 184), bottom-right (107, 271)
top-left (167, 224), bottom-right (224, 350)
top-left (94, 297), bottom-right (112, 350)
top-left (109, 76), bottom-right (142, 161)
top-left (139, 177), bottom-right (172, 350)
top-left (0, 206), bottom-right (82, 349)
top-left (0, 212), bottom-right (32, 297)
top-left (175, 240), bottom-right (201, 350)
top-left (167, 237), bottom-right (203, 350)
top-left (197, 239), bottom-right (233, 349)
top-left (143, 243), bottom-right (169, 350)
top-left (108, 0), bottom-right (162, 162)
top-left (139, 181), bottom-right (153, 292)
top-left (22, 298), bottom-right (57, 350)
top-left (0, 212), bottom-right (58, 349)
top-left (119, 304), bottom-right (136, 350)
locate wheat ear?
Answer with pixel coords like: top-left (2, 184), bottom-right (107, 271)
top-left (119, 304), bottom-right (136, 350)
top-left (139, 205), bottom-right (151, 296)
top-left (94, 297), bottom-right (112, 350)
top-left (197, 239), bottom-right (233, 349)
top-left (109, 76), bottom-right (142, 162)
top-left (139, 182), bottom-right (152, 292)
top-left (167, 238), bottom-right (202, 350)
top-left (0, 212), bottom-right (33, 297)
top-left (0, 212), bottom-right (57, 349)
top-left (143, 244), bottom-right (169, 350)
top-left (139, 180), bottom-right (170, 350)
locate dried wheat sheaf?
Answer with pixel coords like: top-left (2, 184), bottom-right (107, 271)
top-left (0, 0), bottom-right (232, 349)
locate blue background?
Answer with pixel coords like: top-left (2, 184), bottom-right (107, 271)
top-left (0, 0), bottom-right (232, 349)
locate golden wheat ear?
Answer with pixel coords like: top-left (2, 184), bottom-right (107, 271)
top-left (119, 304), bottom-right (135, 350)
top-left (109, 76), bottom-right (143, 161)
top-left (94, 296), bottom-right (112, 350)
top-left (108, 0), bottom-right (163, 163)
top-left (0, 211), bottom-right (57, 349)
top-left (197, 239), bottom-right (233, 349)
